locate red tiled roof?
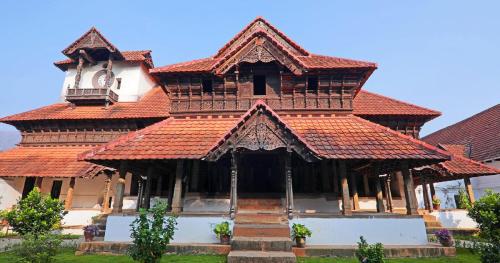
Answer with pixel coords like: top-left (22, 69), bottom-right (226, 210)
top-left (81, 102), bottom-right (449, 162)
top-left (55, 50), bottom-right (154, 70)
top-left (62, 27), bottom-right (119, 57)
top-left (436, 144), bottom-right (500, 176)
top-left (0, 145), bottom-right (108, 177)
top-left (0, 87), bottom-right (169, 123)
top-left (353, 90), bottom-right (441, 118)
top-left (422, 104), bottom-right (500, 161)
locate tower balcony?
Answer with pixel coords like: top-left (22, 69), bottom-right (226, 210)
top-left (66, 88), bottom-right (119, 105)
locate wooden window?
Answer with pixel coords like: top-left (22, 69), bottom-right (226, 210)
top-left (50, 180), bottom-right (63, 199)
top-left (22, 177), bottom-right (36, 198)
top-left (202, 79), bottom-right (213, 93)
top-left (307, 76), bottom-right (318, 91)
top-left (253, 75), bottom-right (266, 95)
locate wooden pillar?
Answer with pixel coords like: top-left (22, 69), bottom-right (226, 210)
top-left (384, 175), bottom-right (393, 212)
top-left (104, 55), bottom-right (114, 88)
top-left (285, 149), bottom-right (294, 219)
top-left (375, 177), bottom-right (385, 213)
top-left (464, 177), bottom-right (475, 204)
top-left (155, 174), bottom-right (163, 197)
top-left (363, 173), bottom-right (370, 196)
top-left (112, 162), bottom-right (127, 213)
top-left (350, 173), bottom-right (359, 210)
top-left (73, 55), bottom-right (84, 89)
top-left (421, 175), bottom-right (431, 211)
top-left (35, 177), bottom-right (43, 189)
top-left (396, 171), bottom-right (406, 200)
top-left (171, 160), bottom-right (184, 214)
top-left (143, 167), bottom-right (154, 209)
top-left (229, 151), bottom-right (238, 219)
top-left (190, 160), bottom-right (200, 192)
top-left (64, 177), bottom-right (76, 211)
top-left (401, 161), bottom-right (418, 215)
top-left (338, 161), bottom-right (352, 215)
top-left (102, 173), bottom-right (113, 212)
top-left (332, 160), bottom-right (339, 195)
top-left (135, 175), bottom-right (144, 212)
top-left (167, 168), bottom-right (175, 211)
top-left (321, 160), bottom-right (331, 192)
top-left (429, 182), bottom-right (437, 200)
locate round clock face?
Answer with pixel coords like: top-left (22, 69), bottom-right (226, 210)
top-left (92, 70), bottom-right (115, 89)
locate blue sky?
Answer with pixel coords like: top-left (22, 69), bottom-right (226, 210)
top-left (0, 1), bottom-right (498, 136)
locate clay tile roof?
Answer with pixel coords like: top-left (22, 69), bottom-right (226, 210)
top-left (299, 54), bottom-right (377, 69)
top-left (55, 50), bottom-right (154, 70)
top-left (0, 145), bottom-right (109, 178)
top-left (81, 102), bottom-right (449, 162)
top-left (422, 104), bottom-right (500, 161)
top-left (150, 57), bottom-right (216, 74)
top-left (0, 87), bottom-right (169, 122)
top-left (353, 90), bottom-right (441, 118)
top-left (434, 144), bottom-right (500, 177)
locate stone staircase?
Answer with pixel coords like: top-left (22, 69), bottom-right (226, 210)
top-left (91, 214), bottom-right (109, 241)
top-left (227, 198), bottom-right (296, 263)
top-left (421, 213), bottom-right (444, 234)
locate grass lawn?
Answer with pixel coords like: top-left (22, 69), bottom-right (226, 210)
top-left (0, 248), bottom-right (479, 263)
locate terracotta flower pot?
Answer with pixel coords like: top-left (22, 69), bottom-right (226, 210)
top-left (84, 232), bottom-right (94, 242)
top-left (295, 237), bottom-right (306, 248)
top-left (220, 235), bottom-right (230, 245)
top-left (433, 204), bottom-right (440, 210)
top-left (439, 238), bottom-right (454, 247)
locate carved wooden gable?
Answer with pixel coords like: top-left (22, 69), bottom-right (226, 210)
top-left (205, 102), bottom-right (319, 162)
top-left (215, 35), bottom-right (304, 76)
top-left (63, 27), bottom-right (120, 58)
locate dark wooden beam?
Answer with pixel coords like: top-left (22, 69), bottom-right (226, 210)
top-left (79, 49), bottom-right (96, 65)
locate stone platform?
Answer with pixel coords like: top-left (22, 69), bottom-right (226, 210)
top-left (77, 242), bottom-right (455, 258)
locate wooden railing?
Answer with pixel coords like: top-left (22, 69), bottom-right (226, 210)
top-left (66, 88), bottom-right (119, 104)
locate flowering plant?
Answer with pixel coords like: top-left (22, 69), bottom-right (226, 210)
top-left (83, 224), bottom-right (99, 236)
top-left (434, 229), bottom-right (453, 246)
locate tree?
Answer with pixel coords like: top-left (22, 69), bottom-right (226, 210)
top-left (128, 201), bottom-right (177, 263)
top-left (4, 187), bottom-right (67, 237)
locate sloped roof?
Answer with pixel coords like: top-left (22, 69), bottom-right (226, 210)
top-left (0, 145), bottom-right (109, 178)
top-left (0, 87), bottom-right (169, 123)
top-left (422, 104), bottom-right (500, 161)
top-left (62, 27), bottom-right (120, 58)
top-left (81, 102), bottom-right (448, 162)
top-left (55, 50), bottom-right (154, 70)
top-left (353, 90), bottom-right (441, 118)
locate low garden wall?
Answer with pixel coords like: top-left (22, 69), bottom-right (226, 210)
top-left (431, 210), bottom-right (478, 229)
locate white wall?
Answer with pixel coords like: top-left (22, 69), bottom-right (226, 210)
top-left (105, 215), bottom-right (232, 243)
top-left (431, 210), bottom-right (478, 229)
top-left (60, 61), bottom-right (156, 102)
top-left (290, 217), bottom-right (428, 245)
top-left (471, 160), bottom-right (500, 198)
top-left (0, 177), bottom-right (24, 210)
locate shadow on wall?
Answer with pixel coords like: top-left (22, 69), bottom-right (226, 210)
top-left (431, 210), bottom-right (478, 229)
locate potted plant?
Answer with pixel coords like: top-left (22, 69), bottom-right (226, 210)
top-left (291, 223), bottom-right (312, 248)
top-left (432, 198), bottom-right (441, 210)
top-left (83, 224), bottom-right (99, 242)
top-left (213, 221), bottom-right (231, 245)
top-left (434, 229), bottom-right (453, 247)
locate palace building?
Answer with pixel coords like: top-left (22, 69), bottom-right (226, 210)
top-left (0, 17), bottom-right (498, 259)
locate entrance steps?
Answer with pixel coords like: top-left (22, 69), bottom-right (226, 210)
top-left (228, 200), bottom-right (296, 263)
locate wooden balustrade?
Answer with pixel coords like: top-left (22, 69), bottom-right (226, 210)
top-left (66, 88), bottom-right (119, 104)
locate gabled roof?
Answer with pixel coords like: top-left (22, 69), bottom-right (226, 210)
top-left (151, 17), bottom-right (377, 75)
top-left (0, 145), bottom-right (110, 178)
top-left (55, 50), bottom-right (154, 70)
top-left (422, 104), bottom-right (500, 161)
top-left (353, 90), bottom-right (441, 118)
top-left (62, 27), bottom-right (121, 58)
top-left (0, 87), bottom-right (169, 123)
top-left (81, 102), bottom-right (449, 163)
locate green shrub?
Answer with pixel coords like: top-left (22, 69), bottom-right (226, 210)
top-left (4, 187), bottom-right (66, 237)
top-left (291, 223), bottom-right (312, 239)
top-left (457, 189), bottom-right (471, 209)
top-left (11, 233), bottom-right (62, 263)
top-left (432, 197), bottom-right (441, 205)
top-left (127, 201), bottom-right (177, 263)
top-left (356, 236), bottom-right (385, 263)
top-left (466, 190), bottom-right (499, 263)
top-left (213, 221), bottom-right (231, 238)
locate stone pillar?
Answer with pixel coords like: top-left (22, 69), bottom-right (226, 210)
top-left (229, 151), bottom-right (238, 219)
top-left (64, 177), bottom-right (76, 211)
top-left (350, 173), bottom-right (359, 210)
top-left (190, 160), bottom-right (200, 192)
top-left (143, 167), bottom-right (154, 209)
top-left (375, 177), bottom-right (385, 213)
top-left (384, 175), bottom-right (393, 212)
top-left (332, 160), bottom-right (339, 195)
top-left (112, 162), bottom-right (128, 213)
top-left (102, 173), bottom-right (113, 212)
top-left (321, 160), bottom-right (331, 192)
top-left (401, 161), bottom-right (418, 215)
top-left (171, 160), bottom-right (184, 214)
top-left (338, 160), bottom-right (352, 215)
top-left (464, 177), bottom-right (475, 204)
top-left (363, 173), bottom-right (370, 196)
top-left (285, 150), bottom-right (294, 219)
